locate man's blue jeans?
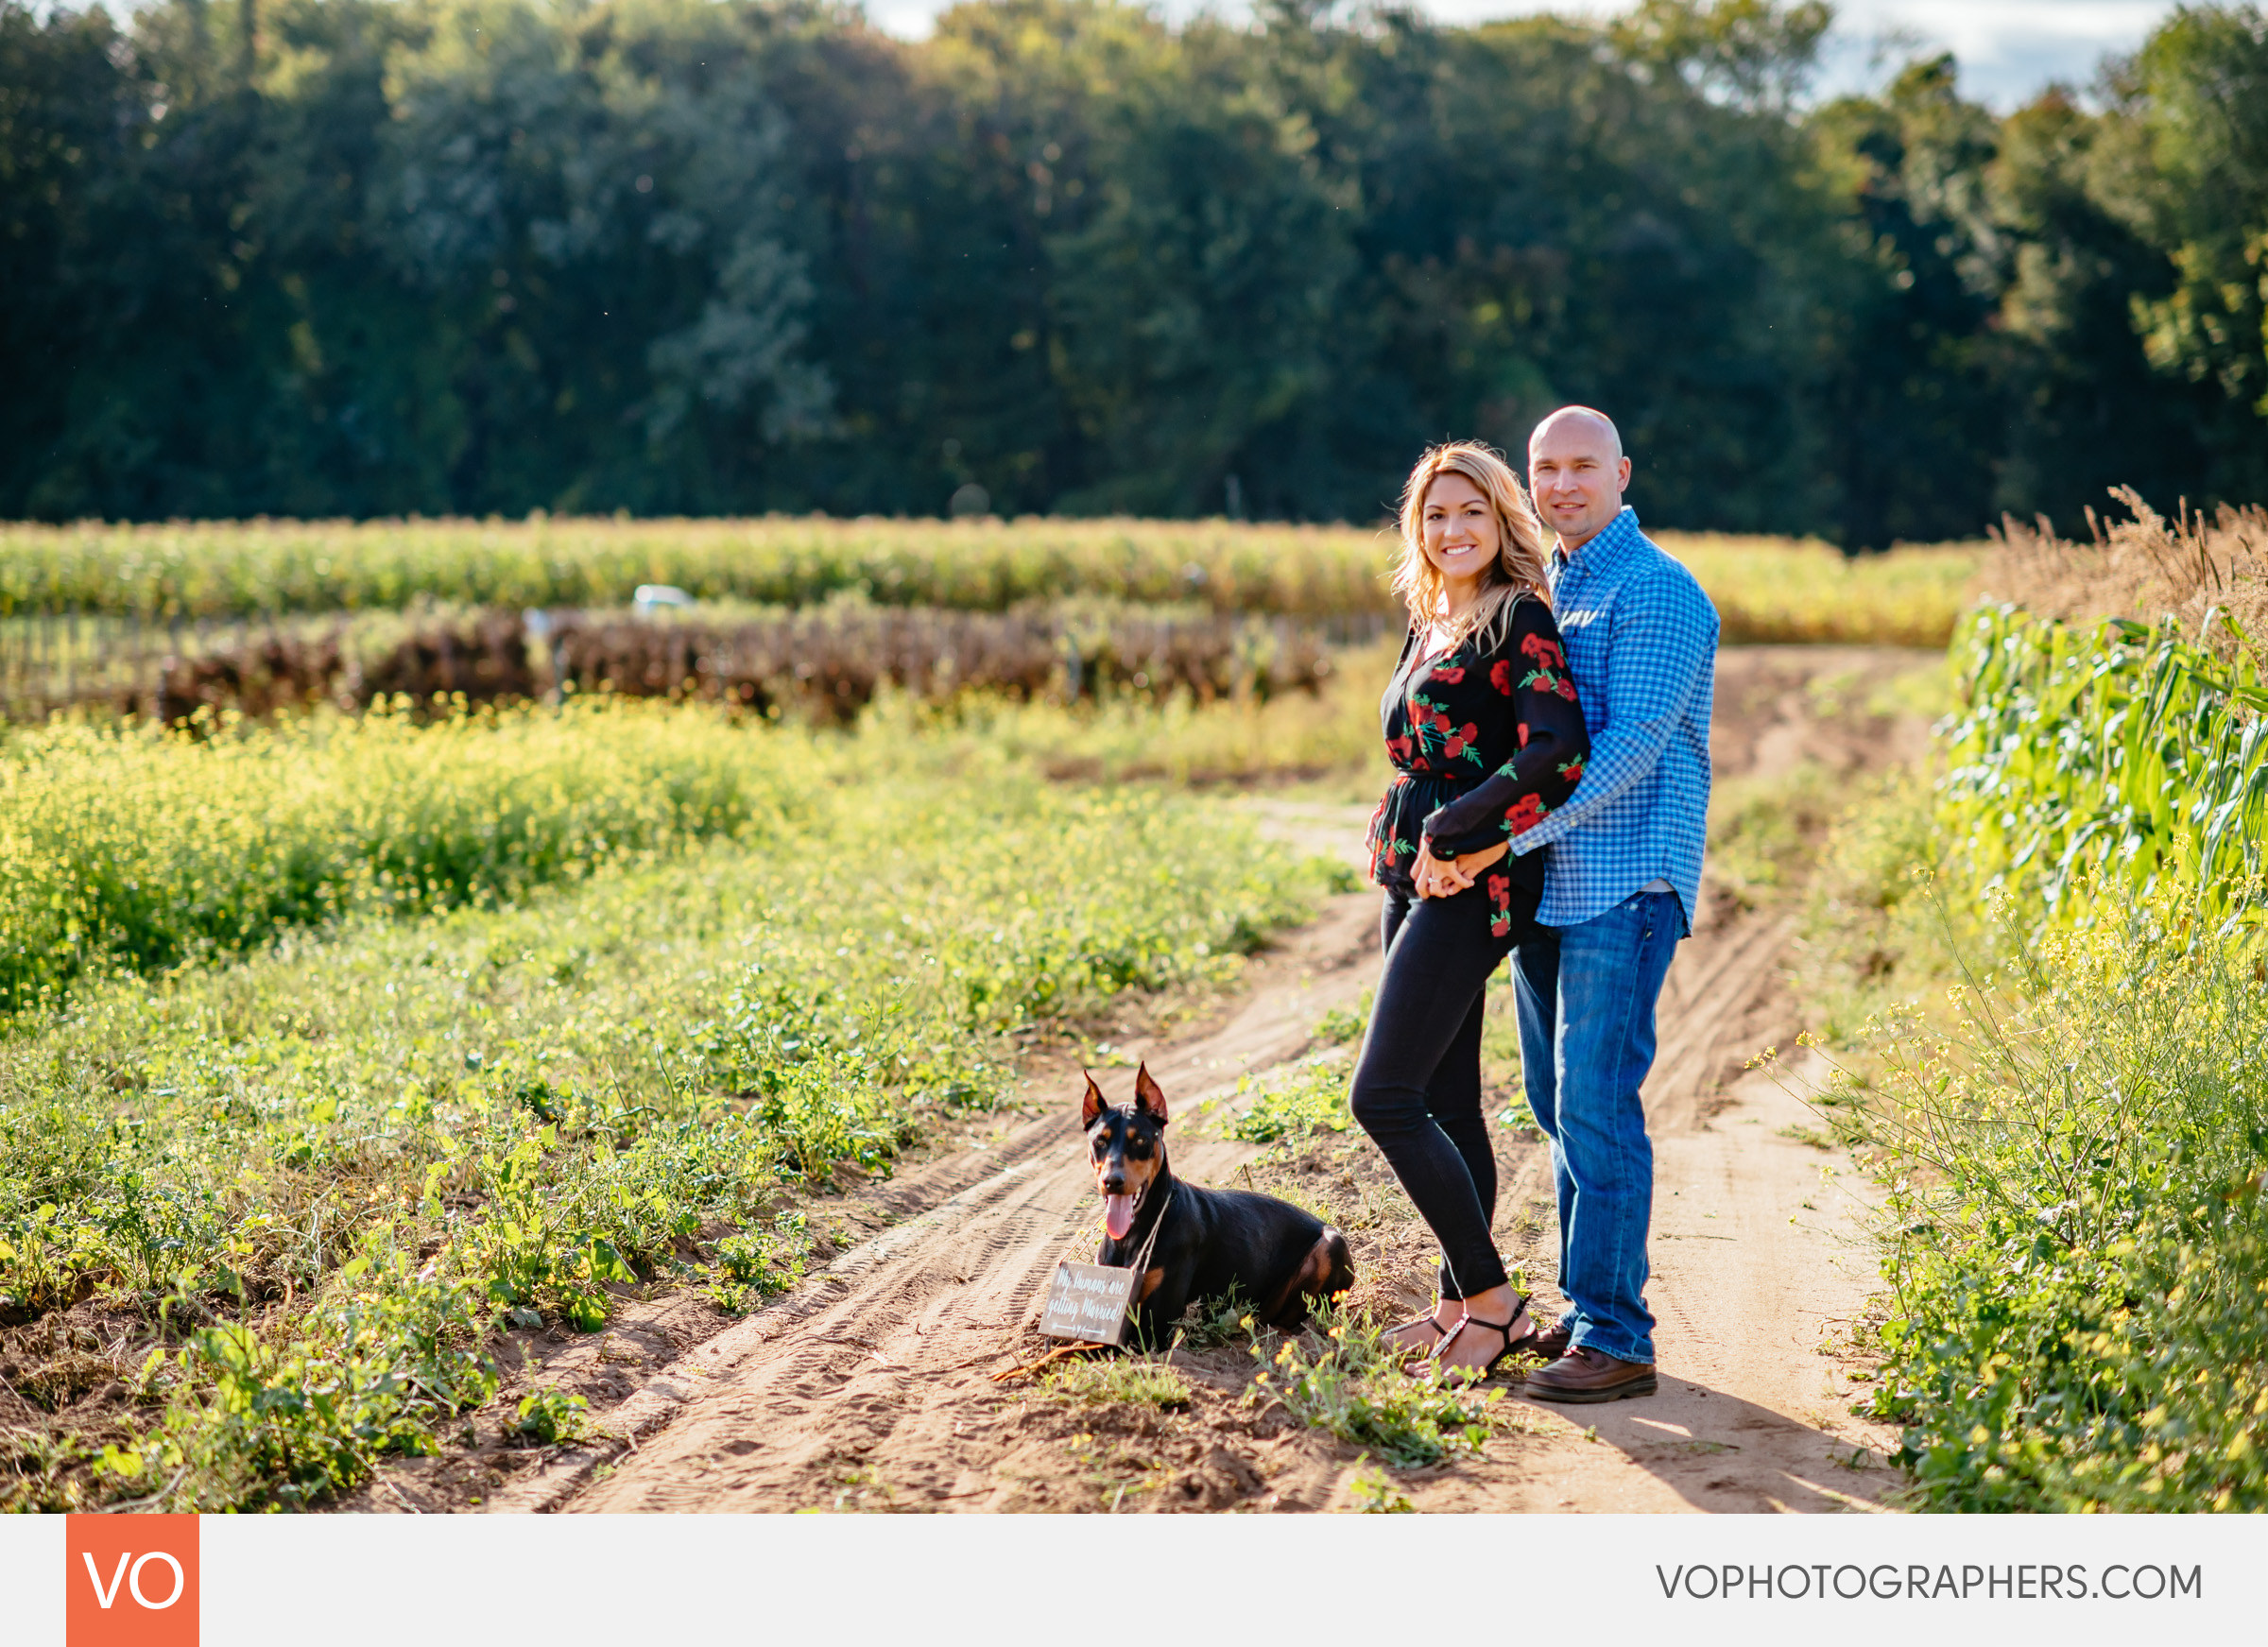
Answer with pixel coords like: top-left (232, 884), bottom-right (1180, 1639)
top-left (1511, 889), bottom-right (1680, 1364)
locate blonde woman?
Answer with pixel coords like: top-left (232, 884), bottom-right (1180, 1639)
top-left (1353, 441), bottom-right (1588, 1377)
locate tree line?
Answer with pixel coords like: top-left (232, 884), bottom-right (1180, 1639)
top-left (4, 0), bottom-right (2262, 543)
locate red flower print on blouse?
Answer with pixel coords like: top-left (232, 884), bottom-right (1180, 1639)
top-left (1486, 872), bottom-right (1513, 937)
top-left (1369, 597), bottom-right (1587, 887)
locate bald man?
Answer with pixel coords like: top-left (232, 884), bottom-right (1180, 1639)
top-left (1508, 406), bottom-right (1718, 1403)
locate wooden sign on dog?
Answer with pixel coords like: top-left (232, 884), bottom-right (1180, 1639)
top-left (1038, 1261), bottom-right (1135, 1345)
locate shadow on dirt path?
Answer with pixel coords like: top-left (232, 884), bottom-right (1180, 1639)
top-left (451, 645), bottom-right (1931, 1515)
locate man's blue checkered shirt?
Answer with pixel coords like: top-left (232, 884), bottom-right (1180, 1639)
top-left (1509, 506), bottom-right (1718, 935)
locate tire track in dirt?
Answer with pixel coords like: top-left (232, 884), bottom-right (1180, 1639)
top-left (534, 645), bottom-right (1927, 1515)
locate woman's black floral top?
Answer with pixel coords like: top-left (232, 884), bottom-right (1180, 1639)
top-left (1366, 593), bottom-right (1589, 929)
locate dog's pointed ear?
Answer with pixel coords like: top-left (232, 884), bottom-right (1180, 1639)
top-left (1134, 1063), bottom-right (1169, 1126)
top-left (1080, 1071), bottom-right (1107, 1128)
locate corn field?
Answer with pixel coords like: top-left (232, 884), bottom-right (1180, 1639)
top-left (0, 517), bottom-right (1978, 645)
top-left (0, 517), bottom-right (1396, 622)
top-left (1857, 491), bottom-right (2268, 1512)
top-left (1938, 604), bottom-right (2268, 929)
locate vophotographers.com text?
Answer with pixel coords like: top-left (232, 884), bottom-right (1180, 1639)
top-left (1656, 1563), bottom-right (2202, 1602)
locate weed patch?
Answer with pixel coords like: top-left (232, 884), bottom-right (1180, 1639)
top-left (1851, 892), bottom-right (2268, 1510)
top-left (1044, 1353), bottom-right (1194, 1412)
top-left (1248, 1299), bottom-right (1498, 1468)
top-left (1224, 1060), bottom-right (1354, 1145)
top-left (1344, 1459), bottom-right (1415, 1511)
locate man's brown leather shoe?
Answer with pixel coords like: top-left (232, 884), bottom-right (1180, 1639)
top-left (1512, 1321), bottom-right (1572, 1364)
top-left (1522, 1345), bottom-right (1658, 1402)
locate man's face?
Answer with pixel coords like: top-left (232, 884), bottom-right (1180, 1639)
top-left (1528, 418), bottom-right (1631, 549)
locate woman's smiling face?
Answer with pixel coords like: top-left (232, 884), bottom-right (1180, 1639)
top-left (1420, 470), bottom-right (1500, 598)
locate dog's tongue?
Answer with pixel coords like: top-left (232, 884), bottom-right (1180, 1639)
top-left (1104, 1193), bottom-right (1136, 1241)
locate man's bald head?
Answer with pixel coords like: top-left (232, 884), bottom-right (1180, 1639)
top-left (1528, 405), bottom-right (1624, 465)
top-left (1527, 405), bottom-right (1632, 551)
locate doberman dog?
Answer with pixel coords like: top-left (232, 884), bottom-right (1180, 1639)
top-left (1083, 1063), bottom-right (1353, 1348)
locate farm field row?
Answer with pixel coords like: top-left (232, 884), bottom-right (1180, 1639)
top-left (1, 516), bottom-right (1979, 645)
top-left (0, 597), bottom-right (1361, 727)
top-left (1810, 501), bottom-right (2268, 1512)
top-left (0, 712), bottom-right (1336, 1511)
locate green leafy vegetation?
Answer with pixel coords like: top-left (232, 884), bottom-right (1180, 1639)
top-left (1247, 1299), bottom-right (1499, 1468)
top-left (1937, 605), bottom-right (2268, 930)
top-left (1807, 500), bottom-right (2268, 1510)
top-left (1311, 995), bottom-right (1371, 1048)
top-left (1344, 1461), bottom-right (1417, 1512)
top-left (0, 709), bottom-right (1331, 1510)
top-left (508, 1388), bottom-right (590, 1448)
top-left (1860, 898), bottom-right (2268, 1511)
top-left (1222, 1061), bottom-right (1355, 1146)
top-left (0, 700), bottom-right (805, 1011)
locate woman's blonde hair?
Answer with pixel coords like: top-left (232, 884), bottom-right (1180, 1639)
top-left (1389, 440), bottom-right (1552, 649)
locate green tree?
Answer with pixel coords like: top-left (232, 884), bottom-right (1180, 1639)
top-left (2104, 5), bottom-right (2268, 503)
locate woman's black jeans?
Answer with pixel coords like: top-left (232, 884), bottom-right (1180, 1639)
top-left (1349, 863), bottom-right (1542, 1302)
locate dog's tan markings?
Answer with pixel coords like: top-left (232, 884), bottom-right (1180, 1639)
top-left (1140, 1267), bottom-right (1166, 1302)
top-left (1263, 1233), bottom-right (1344, 1324)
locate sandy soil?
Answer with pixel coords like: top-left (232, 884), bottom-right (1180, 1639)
top-left (351, 644), bottom-right (1934, 1516)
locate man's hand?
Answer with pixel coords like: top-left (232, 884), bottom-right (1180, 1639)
top-left (1413, 838), bottom-right (1506, 900)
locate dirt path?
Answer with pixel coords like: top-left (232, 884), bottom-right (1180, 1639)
top-left (507, 646), bottom-right (1930, 1515)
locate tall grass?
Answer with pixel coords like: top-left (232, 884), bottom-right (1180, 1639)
top-left (1984, 489), bottom-right (2268, 639)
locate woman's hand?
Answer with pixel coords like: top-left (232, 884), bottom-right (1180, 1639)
top-left (1413, 838), bottom-right (1507, 900)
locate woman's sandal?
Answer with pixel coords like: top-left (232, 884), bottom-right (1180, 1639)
top-left (1386, 1312), bottom-right (1454, 1360)
top-left (1428, 1298), bottom-right (1545, 1380)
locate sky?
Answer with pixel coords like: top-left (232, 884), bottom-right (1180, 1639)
top-left (861, 0), bottom-right (2186, 109)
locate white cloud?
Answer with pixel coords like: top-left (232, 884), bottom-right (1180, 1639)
top-left (1820, 0), bottom-right (2174, 102)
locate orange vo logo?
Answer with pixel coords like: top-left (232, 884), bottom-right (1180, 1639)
top-left (65, 1516), bottom-right (198, 1647)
